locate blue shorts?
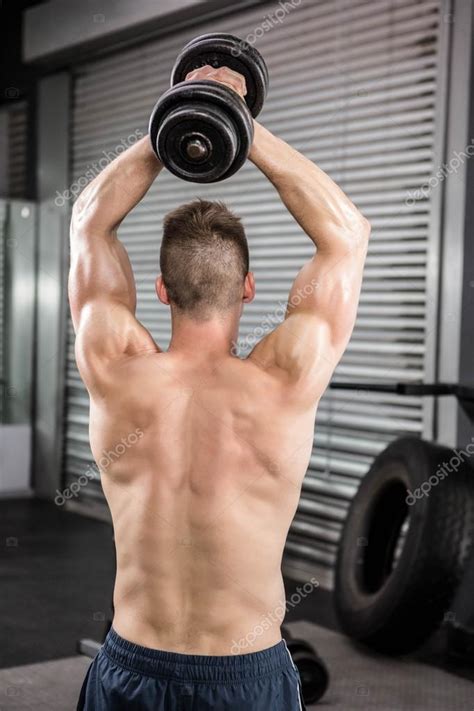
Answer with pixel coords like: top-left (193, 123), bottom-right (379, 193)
top-left (77, 628), bottom-right (306, 710)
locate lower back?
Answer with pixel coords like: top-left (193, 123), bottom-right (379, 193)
top-left (105, 461), bottom-right (294, 654)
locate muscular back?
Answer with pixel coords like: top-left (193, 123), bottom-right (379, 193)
top-left (90, 350), bottom-right (316, 654)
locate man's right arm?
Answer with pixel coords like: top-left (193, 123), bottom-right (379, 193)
top-left (248, 121), bottom-right (371, 404)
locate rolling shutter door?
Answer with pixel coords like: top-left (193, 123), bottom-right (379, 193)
top-left (65, 0), bottom-right (445, 585)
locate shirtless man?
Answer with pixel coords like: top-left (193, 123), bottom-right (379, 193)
top-left (71, 65), bottom-right (370, 711)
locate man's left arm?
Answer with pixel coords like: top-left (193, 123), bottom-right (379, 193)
top-left (69, 136), bottom-right (163, 396)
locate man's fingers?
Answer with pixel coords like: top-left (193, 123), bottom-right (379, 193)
top-left (216, 80), bottom-right (242, 96)
top-left (214, 68), bottom-right (247, 97)
top-left (185, 65), bottom-right (214, 81)
top-left (184, 65), bottom-right (247, 98)
top-left (215, 67), bottom-right (247, 96)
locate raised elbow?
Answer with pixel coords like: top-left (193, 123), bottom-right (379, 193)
top-left (70, 187), bottom-right (97, 238)
top-left (340, 213), bottom-right (371, 249)
top-left (359, 215), bottom-right (371, 240)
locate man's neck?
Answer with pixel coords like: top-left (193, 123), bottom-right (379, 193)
top-left (168, 309), bottom-right (239, 358)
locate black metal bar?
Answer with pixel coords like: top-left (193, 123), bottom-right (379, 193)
top-left (454, 385), bottom-right (474, 403)
top-left (330, 382), bottom-right (474, 401)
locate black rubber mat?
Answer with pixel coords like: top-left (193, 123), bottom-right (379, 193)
top-left (1, 498), bottom-right (115, 668)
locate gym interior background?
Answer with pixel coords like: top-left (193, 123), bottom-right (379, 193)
top-left (1, 0), bottom-right (474, 709)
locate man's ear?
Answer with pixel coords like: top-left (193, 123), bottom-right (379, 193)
top-left (156, 275), bottom-right (170, 306)
top-left (243, 272), bottom-right (256, 303)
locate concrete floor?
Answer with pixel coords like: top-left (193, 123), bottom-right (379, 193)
top-left (291, 621), bottom-right (474, 709)
top-left (0, 655), bottom-right (90, 710)
top-left (1, 622), bottom-right (473, 710)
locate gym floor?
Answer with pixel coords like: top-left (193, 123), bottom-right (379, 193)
top-left (2, 499), bottom-right (473, 710)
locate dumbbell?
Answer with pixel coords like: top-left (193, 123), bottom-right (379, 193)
top-left (282, 625), bottom-right (330, 705)
top-left (149, 33), bottom-right (269, 183)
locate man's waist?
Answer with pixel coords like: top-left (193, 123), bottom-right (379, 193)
top-left (101, 627), bottom-right (292, 682)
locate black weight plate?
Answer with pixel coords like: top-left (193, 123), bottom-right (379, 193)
top-left (158, 103), bottom-right (238, 183)
top-left (172, 34), bottom-right (267, 117)
top-left (149, 81), bottom-right (254, 183)
top-left (178, 32), bottom-right (269, 88)
top-left (171, 33), bottom-right (268, 117)
top-left (175, 33), bottom-right (269, 89)
top-left (288, 639), bottom-right (330, 705)
top-left (287, 639), bottom-right (314, 656)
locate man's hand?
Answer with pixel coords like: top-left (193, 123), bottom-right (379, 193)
top-left (185, 65), bottom-right (247, 100)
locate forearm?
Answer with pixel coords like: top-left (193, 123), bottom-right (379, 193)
top-left (249, 122), bottom-right (369, 252)
top-left (71, 136), bottom-right (163, 237)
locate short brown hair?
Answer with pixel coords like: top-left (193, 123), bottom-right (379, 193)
top-left (160, 199), bottom-right (249, 318)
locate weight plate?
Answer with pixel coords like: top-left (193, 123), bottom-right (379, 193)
top-left (171, 33), bottom-right (268, 118)
top-left (149, 81), bottom-right (254, 183)
top-left (158, 103), bottom-right (238, 182)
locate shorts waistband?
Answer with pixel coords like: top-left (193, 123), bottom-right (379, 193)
top-left (102, 628), bottom-right (292, 682)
